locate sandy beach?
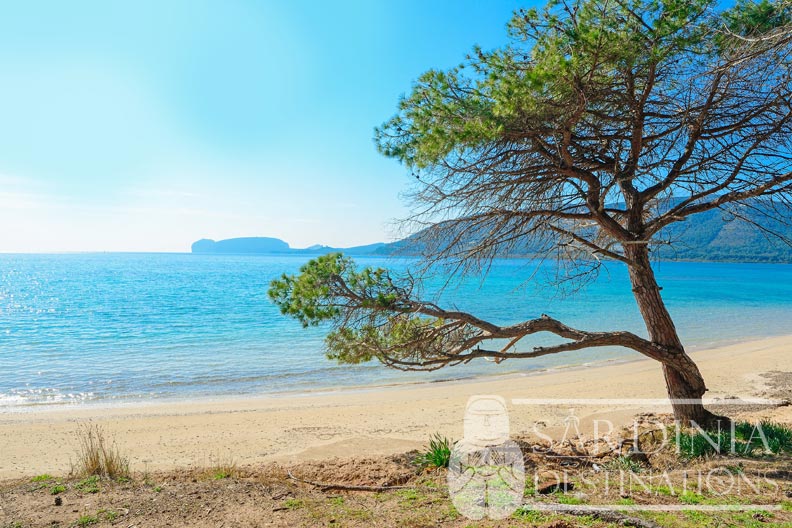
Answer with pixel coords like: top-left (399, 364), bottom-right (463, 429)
top-left (1, 334), bottom-right (791, 480)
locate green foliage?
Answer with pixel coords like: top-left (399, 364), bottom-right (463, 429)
top-left (413, 433), bottom-right (452, 469)
top-left (74, 515), bottom-right (98, 527)
top-left (283, 498), bottom-right (304, 510)
top-left (268, 253), bottom-right (398, 329)
top-left (374, 0), bottom-right (734, 170)
top-left (75, 476), bottom-right (100, 494)
top-left (268, 253), bottom-right (353, 327)
top-left (268, 253), bottom-right (445, 366)
top-left (724, 0), bottom-right (792, 36)
top-left (50, 484), bottom-right (66, 495)
top-left (31, 474), bottom-right (53, 482)
top-left (677, 421), bottom-right (792, 459)
top-left (679, 491), bottom-right (704, 504)
top-left (557, 494), bottom-right (585, 505)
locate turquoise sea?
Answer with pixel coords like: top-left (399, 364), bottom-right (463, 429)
top-left (1, 253), bottom-right (791, 410)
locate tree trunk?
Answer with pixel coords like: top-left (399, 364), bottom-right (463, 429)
top-left (623, 244), bottom-right (718, 425)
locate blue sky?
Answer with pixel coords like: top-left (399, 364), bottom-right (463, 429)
top-left (0, 0), bottom-right (527, 252)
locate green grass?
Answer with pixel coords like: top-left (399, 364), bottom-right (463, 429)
top-left (74, 515), bottom-right (98, 527)
top-left (604, 455), bottom-right (644, 473)
top-left (413, 433), bottom-right (452, 469)
top-left (557, 494), bottom-right (585, 505)
top-left (283, 498), bottom-right (304, 510)
top-left (513, 508), bottom-right (550, 523)
top-left (679, 491), bottom-right (704, 505)
top-left (75, 475), bottom-right (100, 494)
top-left (396, 488), bottom-right (422, 503)
top-left (207, 453), bottom-right (237, 480)
top-left (153, 485), bottom-right (163, 492)
top-left (50, 484), bottom-right (66, 495)
top-left (677, 421), bottom-right (792, 459)
top-left (31, 474), bottom-right (53, 482)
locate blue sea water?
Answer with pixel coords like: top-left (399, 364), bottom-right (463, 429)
top-left (1, 253), bottom-right (790, 410)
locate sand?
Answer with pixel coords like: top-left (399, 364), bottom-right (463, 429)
top-left (1, 334), bottom-right (791, 479)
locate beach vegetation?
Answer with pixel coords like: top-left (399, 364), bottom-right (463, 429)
top-left (30, 474), bottom-right (52, 482)
top-left (49, 484), bottom-right (66, 495)
top-left (677, 420), bottom-right (792, 459)
top-left (604, 455), bottom-right (644, 473)
top-left (269, 0), bottom-right (792, 426)
top-left (207, 453), bottom-right (237, 480)
top-left (74, 514), bottom-right (98, 527)
top-left (71, 423), bottom-right (129, 480)
top-left (413, 433), bottom-right (452, 469)
top-left (75, 475), bottom-right (100, 494)
top-left (283, 498), bottom-right (304, 510)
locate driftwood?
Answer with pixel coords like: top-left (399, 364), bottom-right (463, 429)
top-left (552, 507), bottom-right (663, 528)
top-left (286, 470), bottom-right (413, 492)
top-left (289, 470), bottom-right (664, 527)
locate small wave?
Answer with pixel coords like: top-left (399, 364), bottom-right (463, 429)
top-left (0, 387), bottom-right (96, 407)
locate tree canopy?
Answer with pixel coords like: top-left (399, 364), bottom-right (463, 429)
top-left (269, 0), bottom-right (792, 422)
top-left (374, 0), bottom-right (792, 279)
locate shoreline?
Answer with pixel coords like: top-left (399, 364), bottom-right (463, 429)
top-left (1, 333), bottom-right (791, 479)
top-left (1, 329), bottom-right (780, 416)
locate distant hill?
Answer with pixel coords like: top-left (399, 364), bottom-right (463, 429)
top-left (191, 237), bottom-right (387, 256)
top-left (192, 204), bottom-right (792, 262)
top-left (655, 206), bottom-right (792, 262)
top-left (191, 237), bottom-right (290, 254)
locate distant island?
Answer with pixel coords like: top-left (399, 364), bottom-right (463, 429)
top-left (192, 204), bottom-right (792, 263)
top-left (191, 237), bottom-right (389, 256)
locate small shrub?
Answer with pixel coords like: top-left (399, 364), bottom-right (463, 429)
top-left (677, 421), bottom-right (792, 459)
top-left (31, 474), bottom-right (53, 482)
top-left (413, 433), bottom-right (452, 469)
top-left (153, 485), bottom-right (163, 492)
top-left (71, 423), bottom-right (129, 479)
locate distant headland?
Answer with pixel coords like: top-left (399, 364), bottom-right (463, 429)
top-left (191, 237), bottom-right (389, 256)
top-left (191, 200), bottom-right (792, 264)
